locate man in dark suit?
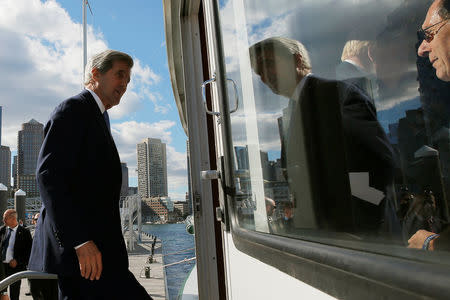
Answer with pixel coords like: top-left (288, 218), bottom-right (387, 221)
top-left (335, 40), bottom-right (377, 101)
top-left (0, 209), bottom-right (32, 300)
top-left (249, 37), bottom-right (396, 234)
top-left (28, 50), bottom-right (152, 299)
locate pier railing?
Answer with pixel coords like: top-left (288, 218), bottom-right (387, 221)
top-left (121, 194), bottom-right (142, 251)
top-left (0, 271), bottom-right (57, 291)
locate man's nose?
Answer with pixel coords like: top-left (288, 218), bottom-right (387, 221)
top-left (418, 40), bottom-right (431, 57)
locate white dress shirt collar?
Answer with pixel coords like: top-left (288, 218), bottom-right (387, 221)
top-left (7, 224), bottom-right (18, 232)
top-left (291, 72), bottom-right (313, 101)
top-left (343, 59), bottom-right (366, 73)
top-left (86, 88), bottom-right (106, 114)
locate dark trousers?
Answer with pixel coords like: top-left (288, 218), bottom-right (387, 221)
top-left (30, 278), bottom-right (58, 300)
top-left (3, 263), bottom-right (22, 300)
top-left (57, 270), bottom-right (152, 300)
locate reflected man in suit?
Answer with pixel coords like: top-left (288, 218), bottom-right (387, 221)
top-left (0, 209), bottom-right (32, 300)
top-left (249, 37), bottom-right (396, 234)
top-left (336, 40), bottom-right (377, 101)
top-left (28, 50), bottom-right (152, 299)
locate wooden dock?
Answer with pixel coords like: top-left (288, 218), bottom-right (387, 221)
top-left (127, 233), bottom-right (166, 300)
top-left (17, 233), bottom-right (166, 299)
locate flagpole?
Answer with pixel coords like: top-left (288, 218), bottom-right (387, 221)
top-left (82, 0), bottom-right (87, 83)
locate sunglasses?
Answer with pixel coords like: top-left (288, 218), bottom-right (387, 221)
top-left (418, 18), bottom-right (449, 43)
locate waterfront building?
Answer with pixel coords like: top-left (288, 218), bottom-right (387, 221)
top-left (173, 201), bottom-right (189, 217)
top-left (160, 196), bottom-right (173, 212)
top-left (0, 146), bottom-right (11, 187)
top-left (121, 162), bottom-right (129, 197)
top-left (142, 196), bottom-right (169, 223)
top-left (137, 138), bottom-right (168, 198)
top-left (17, 119), bottom-right (44, 197)
top-left (12, 155), bottom-right (17, 189)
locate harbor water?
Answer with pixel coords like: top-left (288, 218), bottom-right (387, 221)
top-left (143, 223), bottom-right (196, 300)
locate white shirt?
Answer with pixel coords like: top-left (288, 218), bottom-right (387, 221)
top-left (3, 225), bottom-right (18, 263)
top-left (86, 88), bottom-right (106, 114)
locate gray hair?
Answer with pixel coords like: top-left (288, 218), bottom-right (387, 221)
top-left (438, 0), bottom-right (450, 19)
top-left (341, 40), bottom-right (372, 61)
top-left (249, 37), bottom-right (311, 74)
top-left (84, 50), bottom-right (134, 86)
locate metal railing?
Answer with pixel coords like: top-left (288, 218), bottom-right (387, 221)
top-left (0, 271), bottom-right (57, 291)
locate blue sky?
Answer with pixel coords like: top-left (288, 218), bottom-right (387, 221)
top-left (0, 0), bottom-right (188, 201)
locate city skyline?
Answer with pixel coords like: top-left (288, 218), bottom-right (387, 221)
top-left (0, 0), bottom-right (188, 201)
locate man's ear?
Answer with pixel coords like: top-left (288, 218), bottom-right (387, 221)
top-left (294, 53), bottom-right (305, 79)
top-left (91, 67), bottom-right (100, 81)
top-left (294, 53), bottom-right (303, 68)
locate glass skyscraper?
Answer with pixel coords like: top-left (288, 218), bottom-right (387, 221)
top-left (137, 138), bottom-right (168, 198)
top-left (17, 119), bottom-right (44, 197)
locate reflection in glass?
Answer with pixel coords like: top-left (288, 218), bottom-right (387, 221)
top-left (219, 0), bottom-right (450, 257)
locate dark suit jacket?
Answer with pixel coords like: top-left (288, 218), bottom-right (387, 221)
top-left (0, 225), bottom-right (32, 270)
top-left (28, 90), bottom-right (127, 277)
top-left (286, 75), bottom-right (396, 232)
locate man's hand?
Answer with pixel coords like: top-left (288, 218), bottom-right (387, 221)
top-left (75, 241), bottom-right (102, 280)
top-left (8, 259), bottom-right (17, 268)
top-left (408, 229), bottom-right (435, 249)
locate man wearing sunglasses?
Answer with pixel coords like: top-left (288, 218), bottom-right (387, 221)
top-left (408, 0), bottom-right (450, 251)
top-left (418, 0), bottom-right (450, 81)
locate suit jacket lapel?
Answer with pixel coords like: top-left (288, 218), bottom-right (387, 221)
top-left (80, 90), bottom-right (121, 162)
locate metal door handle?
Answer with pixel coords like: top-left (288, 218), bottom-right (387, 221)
top-left (201, 75), bottom-right (239, 116)
top-left (227, 77), bottom-right (239, 114)
top-left (201, 74), bottom-right (220, 116)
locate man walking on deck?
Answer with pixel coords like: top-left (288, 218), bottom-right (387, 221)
top-left (28, 50), bottom-right (152, 299)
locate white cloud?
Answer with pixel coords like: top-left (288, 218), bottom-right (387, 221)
top-left (0, 0), bottom-right (162, 148)
top-left (133, 59), bottom-right (161, 86)
top-left (144, 90), bottom-right (172, 114)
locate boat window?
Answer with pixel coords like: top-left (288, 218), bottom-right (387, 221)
top-left (218, 0), bottom-right (450, 258)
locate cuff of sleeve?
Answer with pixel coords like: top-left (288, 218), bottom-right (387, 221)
top-left (422, 234), bottom-right (440, 250)
top-left (74, 241), bottom-right (90, 250)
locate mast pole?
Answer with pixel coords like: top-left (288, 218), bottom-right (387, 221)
top-left (82, 0), bottom-right (87, 83)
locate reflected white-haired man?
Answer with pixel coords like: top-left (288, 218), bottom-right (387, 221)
top-left (249, 37), bottom-right (396, 234)
top-left (336, 40), bottom-right (376, 100)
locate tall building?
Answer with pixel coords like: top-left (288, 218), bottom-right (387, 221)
top-left (0, 106), bottom-right (10, 187)
top-left (120, 162), bottom-right (129, 197)
top-left (174, 201), bottom-right (189, 217)
top-left (137, 138), bottom-right (168, 198)
top-left (12, 155), bottom-right (17, 189)
top-left (17, 119), bottom-right (44, 197)
top-left (0, 146), bottom-right (10, 187)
